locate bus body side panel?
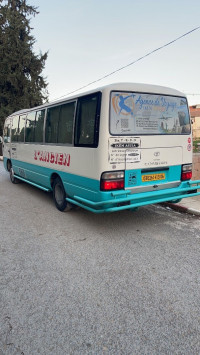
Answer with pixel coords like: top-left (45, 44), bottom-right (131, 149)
top-left (10, 157), bottom-right (101, 199)
top-left (8, 142), bottom-right (102, 202)
top-left (5, 90), bottom-right (107, 202)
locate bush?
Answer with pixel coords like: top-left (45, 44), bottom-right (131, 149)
top-left (193, 138), bottom-right (200, 152)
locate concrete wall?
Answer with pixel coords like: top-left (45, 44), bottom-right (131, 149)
top-left (192, 153), bottom-right (200, 180)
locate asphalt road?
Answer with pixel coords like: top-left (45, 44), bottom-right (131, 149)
top-left (0, 161), bottom-right (200, 355)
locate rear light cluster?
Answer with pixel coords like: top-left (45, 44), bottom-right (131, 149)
top-left (181, 164), bottom-right (192, 181)
top-left (100, 171), bottom-right (124, 191)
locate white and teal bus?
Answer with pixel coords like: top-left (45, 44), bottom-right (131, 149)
top-left (2, 83), bottom-right (200, 213)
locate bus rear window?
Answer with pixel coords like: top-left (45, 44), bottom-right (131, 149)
top-left (110, 92), bottom-right (190, 135)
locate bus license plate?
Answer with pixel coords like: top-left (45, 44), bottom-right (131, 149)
top-left (142, 173), bottom-right (165, 182)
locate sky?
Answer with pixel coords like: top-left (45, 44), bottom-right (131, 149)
top-left (30, 0), bottom-right (200, 106)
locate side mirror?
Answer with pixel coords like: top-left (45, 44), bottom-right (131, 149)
top-left (0, 136), bottom-right (3, 143)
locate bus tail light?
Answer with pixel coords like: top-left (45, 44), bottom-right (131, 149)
top-left (100, 171), bottom-right (124, 191)
top-left (181, 164), bottom-right (192, 181)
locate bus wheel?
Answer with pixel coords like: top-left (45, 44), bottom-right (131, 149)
top-left (53, 177), bottom-right (72, 212)
top-left (169, 199), bottom-right (182, 204)
top-left (10, 168), bottom-right (20, 184)
top-left (7, 160), bottom-right (11, 172)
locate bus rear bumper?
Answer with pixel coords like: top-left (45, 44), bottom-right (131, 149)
top-left (66, 180), bottom-right (200, 213)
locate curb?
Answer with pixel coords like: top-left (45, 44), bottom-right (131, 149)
top-left (162, 202), bottom-right (200, 217)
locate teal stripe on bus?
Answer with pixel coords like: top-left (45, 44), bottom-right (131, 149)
top-left (11, 159), bottom-right (100, 202)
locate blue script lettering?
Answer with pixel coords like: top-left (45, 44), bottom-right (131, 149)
top-left (160, 97), bottom-right (177, 111)
top-left (135, 95), bottom-right (161, 110)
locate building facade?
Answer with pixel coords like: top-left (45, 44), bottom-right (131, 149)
top-left (190, 105), bottom-right (200, 139)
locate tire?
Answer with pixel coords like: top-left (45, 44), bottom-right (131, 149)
top-left (169, 199), bottom-right (182, 204)
top-left (53, 177), bottom-right (72, 212)
top-left (7, 160), bottom-right (11, 172)
top-left (10, 168), bottom-right (20, 184)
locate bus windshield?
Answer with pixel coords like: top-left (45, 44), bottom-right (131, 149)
top-left (110, 92), bottom-right (190, 135)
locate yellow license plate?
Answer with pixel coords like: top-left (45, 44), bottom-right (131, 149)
top-left (142, 173), bottom-right (165, 182)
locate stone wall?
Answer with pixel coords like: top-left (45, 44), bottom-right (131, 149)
top-left (192, 153), bottom-right (200, 180)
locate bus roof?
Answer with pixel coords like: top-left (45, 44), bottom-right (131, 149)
top-left (8, 82), bottom-right (186, 117)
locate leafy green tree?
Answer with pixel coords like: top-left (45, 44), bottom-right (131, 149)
top-left (0, 0), bottom-right (48, 135)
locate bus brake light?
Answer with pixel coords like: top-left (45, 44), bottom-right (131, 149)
top-left (100, 171), bottom-right (124, 191)
top-left (181, 164), bottom-right (192, 181)
top-left (181, 171), bottom-right (192, 181)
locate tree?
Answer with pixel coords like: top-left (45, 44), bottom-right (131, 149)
top-left (0, 0), bottom-right (48, 135)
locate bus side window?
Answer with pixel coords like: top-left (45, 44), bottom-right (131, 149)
top-left (18, 115), bottom-right (26, 142)
top-left (58, 102), bottom-right (75, 144)
top-left (3, 120), bottom-right (11, 143)
top-left (35, 110), bottom-right (45, 143)
top-left (11, 116), bottom-right (19, 142)
top-left (45, 106), bottom-right (60, 143)
top-left (25, 112), bottom-right (36, 142)
top-left (75, 93), bottom-right (100, 147)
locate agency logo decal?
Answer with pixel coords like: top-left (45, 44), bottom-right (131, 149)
top-left (112, 94), bottom-right (135, 116)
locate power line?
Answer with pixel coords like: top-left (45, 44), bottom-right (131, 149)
top-left (51, 26), bottom-right (200, 101)
top-left (186, 93), bottom-right (200, 95)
